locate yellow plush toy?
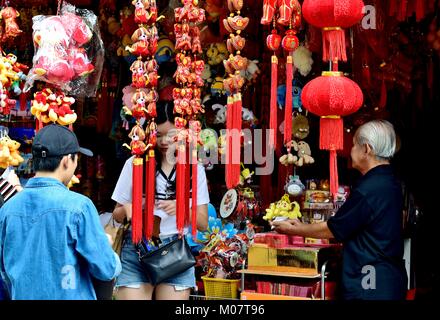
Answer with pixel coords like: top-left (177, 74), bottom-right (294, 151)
top-left (0, 136), bottom-right (24, 169)
top-left (263, 194), bottom-right (302, 221)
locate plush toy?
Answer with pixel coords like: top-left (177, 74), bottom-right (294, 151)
top-left (292, 45), bottom-right (313, 77)
top-left (295, 141), bottom-right (314, 167)
top-left (107, 17), bottom-right (121, 35)
top-left (239, 163), bottom-right (254, 186)
top-left (212, 103), bottom-right (226, 124)
top-left (67, 174), bottom-right (80, 189)
top-left (123, 124), bottom-right (149, 156)
top-left (211, 77), bottom-right (225, 97)
top-left (263, 194), bottom-right (302, 221)
top-left (292, 114), bottom-right (309, 140)
top-left (126, 26), bottom-right (158, 57)
top-left (285, 175), bottom-right (305, 196)
top-left (241, 59), bottom-right (260, 83)
top-left (0, 136), bottom-right (24, 168)
top-left (31, 88), bottom-right (77, 126)
top-left (1, 7), bottom-right (23, 42)
top-left (206, 43), bottom-right (228, 66)
top-left (68, 47), bottom-right (95, 77)
top-left (200, 128), bottom-right (218, 152)
top-left (155, 35), bottom-right (175, 64)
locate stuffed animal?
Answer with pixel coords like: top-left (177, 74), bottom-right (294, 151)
top-left (263, 194), bottom-right (302, 221)
top-left (295, 141), bottom-right (314, 167)
top-left (67, 174), bottom-right (80, 189)
top-left (155, 35), bottom-right (175, 64)
top-left (239, 163), bottom-right (254, 186)
top-left (292, 114), bottom-right (309, 140)
top-left (212, 103), bottom-right (226, 124)
top-left (123, 124), bottom-right (148, 156)
top-left (0, 136), bottom-right (24, 168)
top-left (1, 7), bottom-right (23, 42)
top-left (206, 42), bottom-right (228, 66)
top-left (293, 46), bottom-right (313, 77)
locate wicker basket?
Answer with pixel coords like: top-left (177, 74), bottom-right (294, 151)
top-left (201, 276), bottom-right (240, 299)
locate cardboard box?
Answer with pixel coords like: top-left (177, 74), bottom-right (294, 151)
top-left (247, 244), bottom-right (340, 275)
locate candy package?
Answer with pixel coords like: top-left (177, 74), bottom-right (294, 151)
top-left (24, 1), bottom-right (104, 97)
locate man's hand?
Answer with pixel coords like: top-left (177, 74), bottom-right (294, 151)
top-left (157, 200), bottom-right (176, 216)
top-left (270, 219), bottom-right (303, 235)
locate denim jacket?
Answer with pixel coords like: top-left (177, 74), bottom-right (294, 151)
top-left (0, 177), bottom-right (121, 300)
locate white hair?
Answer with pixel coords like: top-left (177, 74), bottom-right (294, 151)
top-left (355, 120), bottom-right (397, 160)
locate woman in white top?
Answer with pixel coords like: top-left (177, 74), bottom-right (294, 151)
top-left (111, 101), bottom-right (209, 300)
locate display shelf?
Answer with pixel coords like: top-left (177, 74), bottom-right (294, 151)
top-left (238, 269), bottom-right (323, 279)
top-left (240, 291), bottom-right (314, 300)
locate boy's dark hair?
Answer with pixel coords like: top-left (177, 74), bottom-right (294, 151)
top-left (33, 154), bottom-right (76, 172)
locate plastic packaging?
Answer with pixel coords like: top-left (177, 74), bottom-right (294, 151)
top-left (24, 1), bottom-right (104, 97)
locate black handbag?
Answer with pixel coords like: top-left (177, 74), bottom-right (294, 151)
top-left (136, 236), bottom-right (196, 285)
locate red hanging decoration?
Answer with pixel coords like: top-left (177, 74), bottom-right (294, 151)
top-left (191, 149), bottom-right (198, 237)
top-left (302, 0), bottom-right (364, 62)
top-left (267, 28), bottom-right (281, 149)
top-left (301, 71), bottom-right (363, 196)
top-left (223, 0), bottom-right (248, 190)
top-left (173, 0), bottom-right (205, 235)
top-left (144, 149), bottom-right (155, 239)
top-left (176, 144), bottom-right (187, 234)
top-left (126, 0), bottom-right (160, 242)
top-left (132, 158), bottom-right (144, 243)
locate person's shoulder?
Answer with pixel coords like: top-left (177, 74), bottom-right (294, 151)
top-left (66, 190), bottom-right (96, 210)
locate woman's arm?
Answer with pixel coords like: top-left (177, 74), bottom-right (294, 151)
top-left (196, 204), bottom-right (208, 232)
top-left (112, 203), bottom-right (132, 223)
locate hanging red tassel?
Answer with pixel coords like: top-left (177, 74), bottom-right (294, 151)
top-left (185, 143), bottom-right (191, 227)
top-left (270, 55), bottom-right (278, 150)
top-left (319, 117), bottom-right (343, 151)
top-left (329, 149), bottom-right (339, 197)
top-left (233, 93), bottom-right (242, 187)
top-left (191, 148), bottom-right (198, 238)
top-left (132, 157), bottom-right (144, 243)
top-left (389, 0), bottom-right (398, 16)
top-left (379, 78), bottom-right (387, 109)
top-left (415, 0), bottom-right (425, 21)
top-left (176, 143), bottom-right (186, 234)
top-left (144, 149), bottom-right (155, 239)
top-left (398, 0), bottom-right (408, 21)
top-left (225, 96), bottom-right (235, 189)
top-left (284, 55), bottom-right (293, 146)
top-left (322, 28), bottom-right (347, 62)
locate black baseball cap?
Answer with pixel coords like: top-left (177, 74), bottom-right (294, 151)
top-left (32, 124), bottom-right (93, 158)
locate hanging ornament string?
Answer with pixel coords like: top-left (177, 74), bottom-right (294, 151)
top-left (173, 0), bottom-right (206, 236)
top-left (223, 0), bottom-right (248, 190)
top-left (124, 0), bottom-right (160, 243)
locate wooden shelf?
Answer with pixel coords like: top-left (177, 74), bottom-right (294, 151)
top-left (238, 269), bottom-right (323, 279)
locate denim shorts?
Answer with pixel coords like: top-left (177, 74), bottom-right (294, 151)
top-left (115, 231), bottom-right (195, 290)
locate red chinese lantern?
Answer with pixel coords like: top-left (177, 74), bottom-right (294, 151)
top-left (302, 0), bottom-right (364, 63)
top-left (301, 71), bottom-right (363, 196)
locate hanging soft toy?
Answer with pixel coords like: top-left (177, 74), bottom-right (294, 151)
top-left (295, 141), bottom-right (314, 167)
top-left (292, 45), bottom-right (313, 77)
top-left (285, 175), bottom-right (305, 197)
top-left (292, 113), bottom-right (309, 140)
top-left (123, 124), bottom-right (149, 156)
top-left (0, 6), bottom-right (23, 42)
top-left (206, 42), bottom-right (228, 66)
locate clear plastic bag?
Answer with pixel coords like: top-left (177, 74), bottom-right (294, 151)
top-left (24, 1), bottom-right (104, 97)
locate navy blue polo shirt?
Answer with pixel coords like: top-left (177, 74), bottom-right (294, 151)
top-left (327, 165), bottom-right (407, 300)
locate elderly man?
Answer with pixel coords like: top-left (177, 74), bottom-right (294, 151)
top-left (272, 120), bottom-right (407, 300)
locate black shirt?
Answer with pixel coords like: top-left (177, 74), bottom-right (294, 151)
top-left (327, 165), bottom-right (407, 300)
